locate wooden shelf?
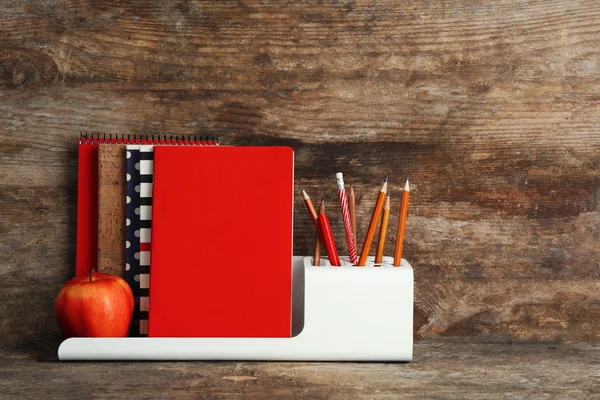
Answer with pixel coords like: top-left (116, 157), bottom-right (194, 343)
top-left (2, 342), bottom-right (598, 398)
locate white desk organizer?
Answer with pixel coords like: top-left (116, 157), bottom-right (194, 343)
top-left (59, 256), bottom-right (414, 361)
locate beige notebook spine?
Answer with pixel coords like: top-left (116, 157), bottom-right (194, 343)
top-left (97, 144), bottom-right (126, 276)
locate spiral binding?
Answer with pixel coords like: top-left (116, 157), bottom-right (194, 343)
top-left (79, 132), bottom-right (219, 146)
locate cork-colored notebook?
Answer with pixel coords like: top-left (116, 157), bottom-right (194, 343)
top-left (97, 144), bottom-right (127, 276)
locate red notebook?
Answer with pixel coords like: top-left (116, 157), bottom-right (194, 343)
top-left (148, 146), bottom-right (294, 338)
top-left (76, 138), bottom-right (99, 276)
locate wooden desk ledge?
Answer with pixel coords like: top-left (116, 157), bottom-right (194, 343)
top-left (1, 342), bottom-right (598, 399)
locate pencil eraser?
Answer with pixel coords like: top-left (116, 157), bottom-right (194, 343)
top-left (335, 173), bottom-right (344, 188)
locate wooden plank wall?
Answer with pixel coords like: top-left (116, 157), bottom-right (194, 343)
top-left (1, 1), bottom-right (599, 347)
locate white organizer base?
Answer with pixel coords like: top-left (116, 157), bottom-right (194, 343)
top-left (59, 256), bottom-right (414, 361)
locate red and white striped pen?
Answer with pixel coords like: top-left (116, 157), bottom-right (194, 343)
top-left (335, 173), bottom-right (358, 264)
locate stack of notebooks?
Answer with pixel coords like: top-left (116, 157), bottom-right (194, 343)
top-left (77, 134), bottom-right (294, 338)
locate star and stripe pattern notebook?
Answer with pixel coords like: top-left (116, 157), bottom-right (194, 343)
top-left (124, 145), bottom-right (154, 336)
top-left (125, 147), bottom-right (142, 336)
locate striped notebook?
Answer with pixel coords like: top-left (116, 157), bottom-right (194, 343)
top-left (125, 145), bottom-right (153, 336)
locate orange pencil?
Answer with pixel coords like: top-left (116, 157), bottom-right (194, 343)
top-left (302, 189), bottom-right (319, 229)
top-left (348, 185), bottom-right (357, 244)
top-left (302, 189), bottom-right (326, 244)
top-left (374, 195), bottom-right (390, 265)
top-left (393, 178), bottom-right (410, 267)
top-left (313, 233), bottom-right (321, 266)
top-left (357, 178), bottom-right (388, 266)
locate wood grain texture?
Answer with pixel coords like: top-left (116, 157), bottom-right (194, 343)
top-left (1, 342), bottom-right (599, 399)
top-left (0, 0), bottom-right (600, 346)
top-left (97, 144), bottom-right (126, 277)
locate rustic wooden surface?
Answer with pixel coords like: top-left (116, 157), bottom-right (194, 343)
top-left (1, 0), bottom-right (600, 350)
top-left (1, 342), bottom-right (599, 399)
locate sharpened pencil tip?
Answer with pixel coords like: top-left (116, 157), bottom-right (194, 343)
top-left (381, 178), bottom-right (388, 193)
top-left (319, 199), bottom-right (326, 214)
top-left (302, 189), bottom-right (310, 200)
top-left (384, 195), bottom-right (390, 209)
top-left (404, 178), bottom-right (410, 191)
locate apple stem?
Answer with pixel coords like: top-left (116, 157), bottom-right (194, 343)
top-left (89, 268), bottom-right (95, 282)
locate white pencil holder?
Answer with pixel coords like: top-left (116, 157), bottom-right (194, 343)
top-left (59, 256), bottom-right (414, 361)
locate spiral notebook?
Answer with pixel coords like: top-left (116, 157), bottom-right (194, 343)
top-left (148, 146), bottom-right (294, 338)
top-left (76, 135), bottom-right (219, 277)
top-left (76, 135), bottom-right (219, 337)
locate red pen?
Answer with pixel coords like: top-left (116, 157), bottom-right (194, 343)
top-left (317, 201), bottom-right (340, 266)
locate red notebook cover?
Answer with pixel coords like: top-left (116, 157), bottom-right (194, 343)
top-left (76, 140), bottom-right (99, 277)
top-left (148, 146), bottom-right (294, 338)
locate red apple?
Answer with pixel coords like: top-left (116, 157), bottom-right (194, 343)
top-left (55, 271), bottom-right (134, 338)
